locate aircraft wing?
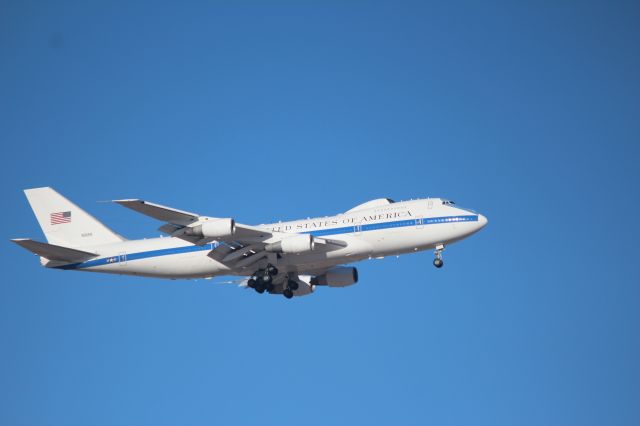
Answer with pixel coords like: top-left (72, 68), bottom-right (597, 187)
top-left (114, 198), bottom-right (270, 240)
top-left (113, 199), bottom-right (199, 226)
top-left (114, 198), bottom-right (347, 270)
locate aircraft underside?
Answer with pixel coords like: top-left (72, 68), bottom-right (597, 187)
top-left (13, 187), bottom-right (488, 299)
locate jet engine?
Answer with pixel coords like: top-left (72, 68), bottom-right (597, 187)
top-left (315, 266), bottom-right (358, 287)
top-left (265, 234), bottom-right (315, 254)
top-left (185, 218), bottom-right (235, 239)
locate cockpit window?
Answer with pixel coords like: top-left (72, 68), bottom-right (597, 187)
top-left (385, 198), bottom-right (396, 203)
top-left (442, 200), bottom-right (456, 206)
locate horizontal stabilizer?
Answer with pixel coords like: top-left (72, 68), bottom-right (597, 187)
top-left (11, 238), bottom-right (98, 262)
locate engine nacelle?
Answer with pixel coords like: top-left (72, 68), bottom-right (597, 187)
top-left (265, 234), bottom-right (315, 254)
top-left (185, 218), bottom-right (235, 239)
top-left (315, 267), bottom-right (358, 287)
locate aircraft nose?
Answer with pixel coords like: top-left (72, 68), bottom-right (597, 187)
top-left (478, 214), bottom-right (488, 228)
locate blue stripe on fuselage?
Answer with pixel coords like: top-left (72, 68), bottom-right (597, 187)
top-left (56, 243), bottom-right (217, 270)
top-left (303, 214), bottom-right (478, 236)
top-left (56, 215), bottom-right (477, 270)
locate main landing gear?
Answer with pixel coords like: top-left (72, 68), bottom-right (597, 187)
top-left (247, 264), bottom-right (279, 294)
top-left (247, 264), bottom-right (300, 299)
top-left (282, 279), bottom-right (299, 299)
top-left (246, 264), bottom-right (301, 299)
top-left (433, 244), bottom-right (444, 268)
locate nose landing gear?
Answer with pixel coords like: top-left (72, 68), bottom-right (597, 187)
top-left (433, 244), bottom-right (444, 268)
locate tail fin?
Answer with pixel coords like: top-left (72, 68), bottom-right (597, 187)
top-left (24, 187), bottom-right (125, 248)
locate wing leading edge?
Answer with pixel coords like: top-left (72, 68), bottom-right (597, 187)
top-left (113, 199), bottom-right (199, 226)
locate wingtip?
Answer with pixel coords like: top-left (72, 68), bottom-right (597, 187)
top-left (10, 238), bottom-right (31, 246)
top-left (112, 199), bottom-right (142, 204)
top-left (23, 186), bottom-right (53, 194)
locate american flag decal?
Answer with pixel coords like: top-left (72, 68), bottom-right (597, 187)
top-left (50, 211), bottom-right (71, 225)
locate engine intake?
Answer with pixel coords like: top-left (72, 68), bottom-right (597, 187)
top-left (315, 267), bottom-right (358, 287)
top-left (265, 234), bottom-right (315, 254)
top-left (184, 218), bottom-right (235, 239)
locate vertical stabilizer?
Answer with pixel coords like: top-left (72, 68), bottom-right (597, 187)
top-left (23, 187), bottom-right (125, 248)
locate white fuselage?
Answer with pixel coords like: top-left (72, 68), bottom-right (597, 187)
top-left (54, 198), bottom-right (487, 279)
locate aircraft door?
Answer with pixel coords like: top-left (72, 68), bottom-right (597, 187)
top-left (353, 218), bottom-right (362, 236)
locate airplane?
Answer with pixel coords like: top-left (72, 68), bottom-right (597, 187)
top-left (11, 187), bottom-right (488, 299)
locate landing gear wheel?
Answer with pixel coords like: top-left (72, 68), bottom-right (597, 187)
top-left (267, 265), bottom-right (278, 276)
top-left (254, 277), bottom-right (266, 293)
top-left (262, 273), bottom-right (272, 283)
top-left (433, 244), bottom-right (445, 269)
top-left (288, 280), bottom-right (299, 291)
top-left (283, 288), bottom-right (294, 299)
top-left (247, 279), bottom-right (256, 289)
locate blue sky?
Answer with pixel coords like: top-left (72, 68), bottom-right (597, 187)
top-left (1, 1), bottom-right (639, 425)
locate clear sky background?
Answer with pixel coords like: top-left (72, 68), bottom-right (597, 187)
top-left (1, 1), bottom-right (639, 425)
